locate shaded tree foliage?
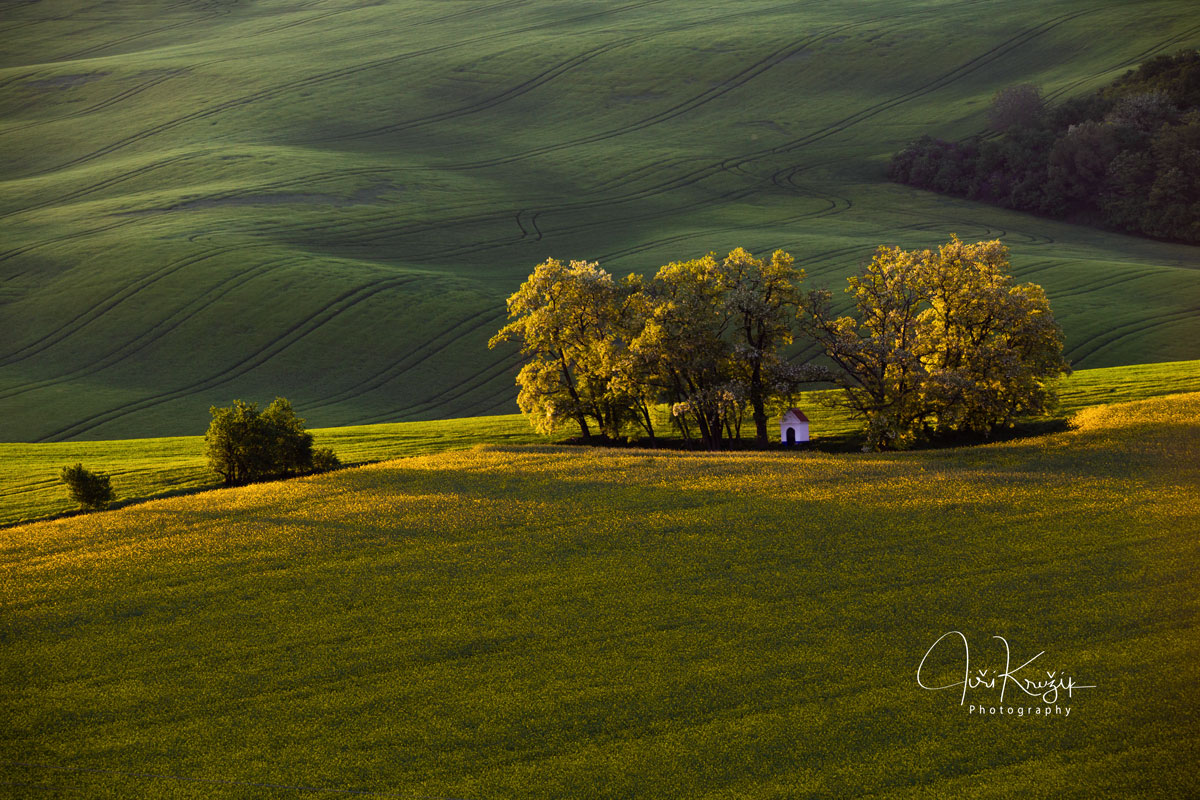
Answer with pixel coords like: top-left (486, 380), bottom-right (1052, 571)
top-left (889, 50), bottom-right (1200, 243)
top-left (60, 463), bottom-right (114, 511)
top-left (205, 398), bottom-right (321, 486)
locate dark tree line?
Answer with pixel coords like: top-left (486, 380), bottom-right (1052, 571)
top-left (889, 50), bottom-right (1200, 244)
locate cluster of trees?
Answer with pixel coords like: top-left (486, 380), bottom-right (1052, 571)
top-left (889, 50), bottom-right (1200, 244)
top-left (490, 249), bottom-right (805, 449)
top-left (492, 237), bottom-right (1070, 451)
top-left (204, 397), bottom-right (339, 486)
top-left (58, 398), bottom-right (340, 515)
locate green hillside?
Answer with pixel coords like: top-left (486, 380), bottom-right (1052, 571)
top-left (2, 0), bottom-right (1198, 442)
top-left (3, 391), bottom-right (1198, 797)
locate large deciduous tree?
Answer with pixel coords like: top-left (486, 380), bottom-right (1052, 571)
top-left (721, 247), bottom-right (805, 445)
top-left (805, 236), bottom-right (1070, 450)
top-left (632, 254), bottom-right (735, 450)
top-left (488, 258), bottom-right (643, 440)
top-left (803, 245), bottom-right (929, 450)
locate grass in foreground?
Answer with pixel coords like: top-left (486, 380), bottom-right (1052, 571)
top-left (3, 359), bottom-right (1198, 527)
top-left (1, 391), bottom-right (1197, 797)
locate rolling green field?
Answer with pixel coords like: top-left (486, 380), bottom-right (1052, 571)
top-left (2, 0), bottom-right (1199, 442)
top-left (4, 358), bottom-right (1198, 527)
top-left (2, 389), bottom-right (1197, 797)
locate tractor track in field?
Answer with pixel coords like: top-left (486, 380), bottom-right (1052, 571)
top-left (0, 244), bottom-right (238, 366)
top-left (313, 1), bottom-right (788, 145)
top-left (1065, 305), bottom-right (1200, 366)
top-left (441, 22), bottom-right (866, 172)
top-left (304, 307), bottom-right (508, 412)
top-left (0, 254), bottom-right (295, 401)
top-left (0, 217), bottom-right (140, 265)
top-left (1, 68), bottom-right (196, 137)
top-left (315, 39), bottom-right (630, 144)
top-left (19, 0), bottom-right (677, 181)
top-left (282, 12), bottom-right (1092, 262)
top-left (1047, 268), bottom-right (1163, 302)
top-left (56, 8), bottom-right (233, 61)
top-left (729, 10), bottom-right (1097, 172)
top-left (595, 192), bottom-right (850, 265)
top-left (65, 5), bottom-right (1067, 261)
top-left (434, 2), bottom-right (1077, 175)
top-left (1043, 22), bottom-right (1200, 104)
top-left (34, 274), bottom-right (425, 441)
top-left (364, 351), bottom-right (523, 424)
top-left (0, 152), bottom-right (201, 220)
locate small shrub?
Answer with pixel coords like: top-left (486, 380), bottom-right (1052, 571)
top-left (311, 447), bottom-right (341, 473)
top-left (60, 463), bottom-right (114, 511)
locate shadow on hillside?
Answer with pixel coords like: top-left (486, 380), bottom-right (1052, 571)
top-left (559, 417), bottom-right (1073, 454)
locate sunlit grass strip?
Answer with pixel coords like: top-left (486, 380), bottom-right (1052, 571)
top-left (2, 359), bottom-right (1199, 526)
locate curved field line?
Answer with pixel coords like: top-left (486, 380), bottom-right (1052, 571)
top-left (286, 13), bottom-right (1085, 258)
top-left (0, 253), bottom-right (292, 401)
top-left (360, 351), bottom-right (523, 424)
top-left (314, 38), bottom-right (626, 144)
top-left (304, 307), bottom-right (508, 412)
top-left (1, 68), bottom-right (192, 136)
top-left (0, 152), bottom-right (201, 220)
top-left (1065, 305), bottom-right (1200, 365)
top-left (35, 275), bottom-right (423, 441)
top-left (741, 11), bottom-right (1097, 168)
top-left (23, 0), bottom-right (676, 179)
top-left (595, 195), bottom-right (850, 264)
top-left (56, 8), bottom-right (231, 60)
top-left (1043, 23), bottom-right (1200, 103)
top-left (0, 217), bottom-right (140, 266)
top-left (441, 22), bottom-right (864, 172)
top-left (0, 244), bottom-right (237, 365)
top-left (312, 0), bottom-right (776, 146)
top-left (1047, 269), bottom-right (1162, 301)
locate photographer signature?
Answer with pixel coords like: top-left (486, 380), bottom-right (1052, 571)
top-left (917, 631), bottom-right (1096, 705)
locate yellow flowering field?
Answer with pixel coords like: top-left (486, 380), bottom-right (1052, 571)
top-left (1, 392), bottom-right (1197, 797)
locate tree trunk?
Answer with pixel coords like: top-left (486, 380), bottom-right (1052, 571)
top-left (751, 356), bottom-right (768, 447)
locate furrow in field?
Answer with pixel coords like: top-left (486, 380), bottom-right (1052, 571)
top-left (303, 307), bottom-right (508, 412)
top-left (0, 152), bottom-right (201, 220)
top-left (316, 40), bottom-right (629, 143)
top-left (0, 245), bottom-right (236, 366)
top-left (0, 68), bottom-right (192, 136)
top-left (0, 217), bottom-right (137, 265)
top-left (23, 0), bottom-right (676, 179)
top-left (56, 8), bottom-right (231, 60)
top-left (362, 351), bottom-right (523, 424)
top-left (744, 10), bottom-right (1097, 165)
top-left (440, 23), bottom-right (863, 172)
top-left (315, 1), bottom-right (792, 145)
top-left (1043, 23), bottom-right (1200, 103)
top-left (0, 254), bottom-right (293, 401)
top-left (1065, 306), bottom-right (1200, 366)
top-left (34, 276), bottom-right (423, 441)
top-left (308, 13), bottom-right (1091, 258)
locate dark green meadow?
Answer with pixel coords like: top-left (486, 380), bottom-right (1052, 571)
top-left (2, 0), bottom-right (1199, 441)
top-left (2, 391), bottom-right (1198, 797)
